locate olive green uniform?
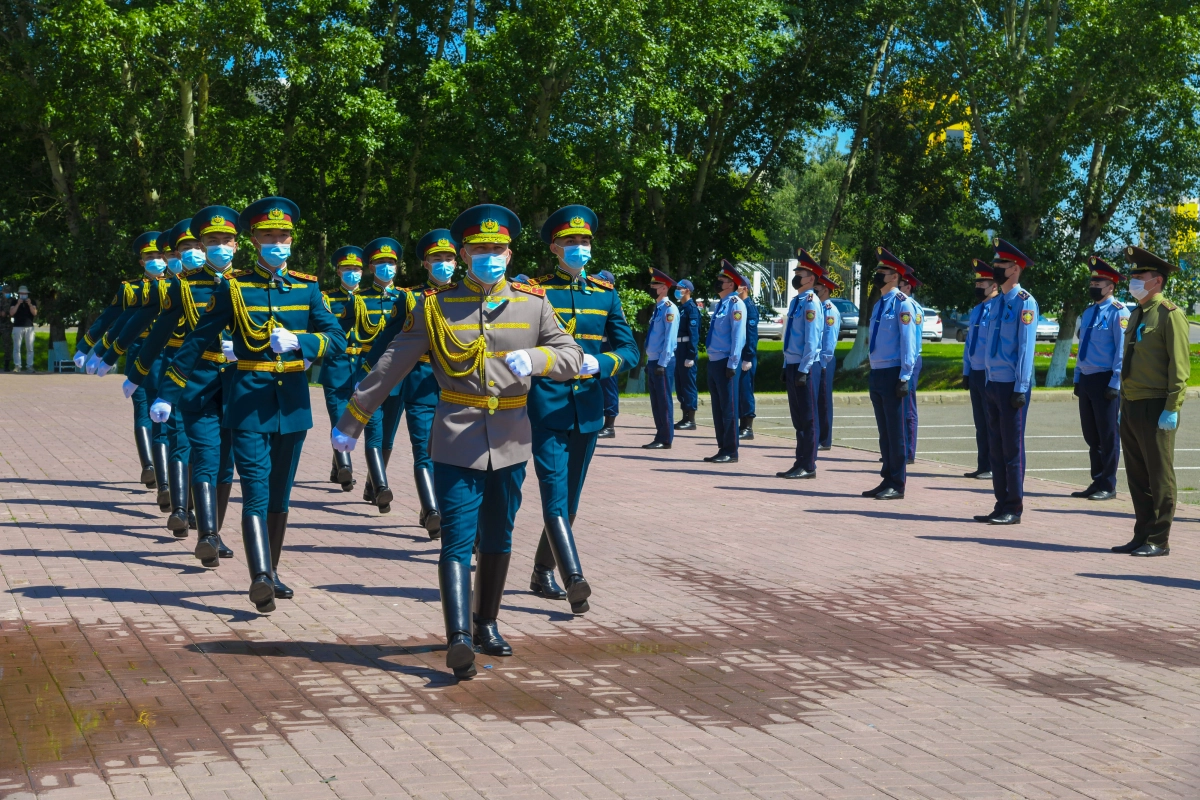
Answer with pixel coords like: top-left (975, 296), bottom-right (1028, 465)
top-left (1119, 294), bottom-right (1190, 547)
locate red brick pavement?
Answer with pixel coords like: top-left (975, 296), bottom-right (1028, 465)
top-left (0, 374), bottom-right (1198, 799)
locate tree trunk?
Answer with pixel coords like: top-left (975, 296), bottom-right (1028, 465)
top-left (39, 129), bottom-right (82, 236)
top-left (1044, 303), bottom-right (1077, 387)
top-left (181, 77), bottom-right (195, 183)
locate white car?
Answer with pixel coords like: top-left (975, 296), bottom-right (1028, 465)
top-left (918, 306), bottom-right (943, 342)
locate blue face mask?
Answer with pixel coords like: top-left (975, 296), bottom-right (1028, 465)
top-left (562, 244), bottom-right (591, 270)
top-left (180, 249), bottom-right (206, 270)
top-left (429, 260), bottom-right (455, 284)
top-left (260, 243), bottom-right (291, 271)
top-left (144, 258), bottom-right (166, 276)
top-left (673, 288), bottom-right (683, 301)
top-left (374, 263), bottom-right (397, 283)
top-left (207, 244), bottom-right (235, 269)
top-left (341, 270), bottom-right (362, 289)
top-left (470, 253), bottom-right (508, 285)
top-left (166, 257), bottom-right (183, 275)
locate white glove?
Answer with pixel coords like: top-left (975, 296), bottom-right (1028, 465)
top-left (122, 379), bottom-right (137, 399)
top-left (331, 426), bottom-right (358, 452)
top-left (221, 340), bottom-right (238, 362)
top-left (73, 350), bottom-right (87, 369)
top-left (149, 399), bottom-right (172, 423)
top-left (741, 360), bottom-right (752, 372)
top-left (95, 360), bottom-right (113, 377)
top-left (85, 354), bottom-right (102, 375)
top-left (505, 350), bottom-right (533, 377)
top-left (270, 328), bottom-right (300, 353)
top-left (580, 354), bottom-right (600, 375)
top-left (684, 359), bottom-right (695, 368)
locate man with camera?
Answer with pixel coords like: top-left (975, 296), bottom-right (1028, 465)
top-left (8, 286), bottom-right (37, 372)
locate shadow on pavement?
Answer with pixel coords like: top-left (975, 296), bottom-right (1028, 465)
top-left (1078, 573), bottom-right (1200, 591)
top-left (0, 547), bottom-right (210, 572)
top-left (291, 544), bottom-right (438, 564)
top-left (0, 520), bottom-right (175, 543)
top-left (0, 497), bottom-right (161, 519)
top-left (805, 508), bottom-right (966, 523)
top-left (8, 583), bottom-right (257, 621)
top-left (919, 535), bottom-right (1111, 553)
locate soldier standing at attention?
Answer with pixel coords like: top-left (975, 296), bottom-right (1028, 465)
top-left (777, 250), bottom-right (824, 479)
top-left (642, 268), bottom-right (680, 449)
top-left (527, 205), bottom-right (639, 611)
top-left (1070, 256), bottom-right (1129, 502)
top-left (704, 261), bottom-right (747, 463)
top-left (672, 279), bottom-right (701, 431)
top-left (898, 269), bottom-right (924, 464)
top-left (736, 272), bottom-right (759, 441)
top-left (151, 197), bottom-right (346, 613)
top-left (596, 269), bottom-right (622, 438)
top-left (973, 238), bottom-right (1038, 525)
top-left (815, 270), bottom-right (842, 451)
top-left (319, 246), bottom-right (368, 493)
top-left (331, 204), bottom-right (583, 680)
top-left (1111, 246), bottom-right (1190, 557)
top-left (962, 259), bottom-right (997, 480)
top-left (863, 248), bottom-right (918, 500)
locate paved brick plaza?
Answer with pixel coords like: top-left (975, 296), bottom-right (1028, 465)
top-left (1, 375), bottom-right (1198, 799)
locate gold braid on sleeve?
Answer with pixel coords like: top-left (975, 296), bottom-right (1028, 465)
top-left (228, 279), bottom-right (276, 352)
top-left (180, 279), bottom-right (200, 330)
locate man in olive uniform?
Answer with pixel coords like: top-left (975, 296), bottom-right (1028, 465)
top-left (1111, 246), bottom-right (1190, 557)
top-left (331, 204), bottom-right (583, 680)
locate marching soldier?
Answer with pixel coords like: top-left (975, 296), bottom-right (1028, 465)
top-left (1071, 256), bottom-right (1129, 502)
top-left (331, 204), bottom-right (583, 680)
top-left (862, 248), bottom-right (918, 499)
top-left (1111, 246), bottom-right (1190, 557)
top-left (973, 238), bottom-right (1038, 525)
top-left (899, 269), bottom-right (924, 464)
top-left (643, 268), bottom-right (679, 448)
top-left (815, 270), bottom-right (842, 451)
top-left (736, 273), bottom-right (759, 440)
top-left (962, 259), bottom-right (997, 480)
top-left (151, 196), bottom-right (346, 613)
top-left (672, 279), bottom-right (701, 431)
top-left (704, 261), bottom-right (747, 463)
top-left (362, 229), bottom-right (458, 537)
top-left (526, 205), bottom-right (638, 611)
top-left (319, 246), bottom-right (369, 493)
top-left (777, 250), bottom-right (824, 479)
top-left (597, 269), bottom-right (621, 438)
top-left (117, 210), bottom-right (240, 566)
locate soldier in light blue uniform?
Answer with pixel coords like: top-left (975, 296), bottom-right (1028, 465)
top-left (704, 261), bottom-right (747, 463)
top-left (973, 238), bottom-right (1038, 525)
top-left (151, 196), bottom-right (346, 613)
top-left (319, 246), bottom-right (368, 493)
top-left (962, 259), bottom-right (997, 479)
top-left (899, 268), bottom-right (924, 464)
top-left (863, 247), bottom-right (919, 499)
top-left (1070, 255), bottom-right (1129, 501)
top-left (596, 269), bottom-right (621, 438)
top-left (736, 273), bottom-right (759, 440)
top-left (642, 268), bottom-right (680, 449)
top-left (777, 250), bottom-right (825, 478)
top-left (527, 205), bottom-right (639, 612)
top-left (815, 270), bottom-right (842, 451)
top-left (672, 279), bottom-right (701, 431)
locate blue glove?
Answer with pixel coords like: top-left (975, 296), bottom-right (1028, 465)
top-left (1158, 410), bottom-right (1179, 431)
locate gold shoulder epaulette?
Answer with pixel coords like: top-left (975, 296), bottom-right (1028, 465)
top-left (1017, 289), bottom-right (1031, 300)
top-left (587, 275), bottom-right (614, 290)
top-left (511, 282), bottom-right (545, 297)
top-left (424, 282), bottom-right (456, 297)
top-left (182, 266), bottom-right (206, 277)
top-left (289, 270), bottom-right (317, 281)
top-left (1162, 299), bottom-right (1179, 312)
top-left (232, 269), bottom-right (252, 278)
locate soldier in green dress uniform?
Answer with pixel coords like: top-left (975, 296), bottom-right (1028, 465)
top-left (319, 246), bottom-right (368, 493)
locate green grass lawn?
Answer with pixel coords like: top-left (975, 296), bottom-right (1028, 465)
top-left (5, 331), bottom-right (78, 372)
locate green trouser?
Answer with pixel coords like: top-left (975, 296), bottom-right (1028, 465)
top-left (1119, 397), bottom-right (1177, 547)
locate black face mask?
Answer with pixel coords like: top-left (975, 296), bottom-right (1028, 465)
top-left (974, 287), bottom-right (987, 301)
top-left (1088, 286), bottom-right (1105, 302)
top-left (791, 275), bottom-right (804, 291)
top-left (872, 272), bottom-right (888, 288)
top-left (992, 266), bottom-right (1007, 285)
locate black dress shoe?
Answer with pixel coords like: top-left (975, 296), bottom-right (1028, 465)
top-left (874, 488), bottom-right (904, 500)
top-left (1070, 487), bottom-right (1096, 498)
top-left (566, 576), bottom-right (591, 615)
top-left (776, 467), bottom-right (815, 479)
top-left (273, 574), bottom-right (294, 599)
top-left (529, 567), bottom-right (568, 600)
top-left (818, 444), bottom-right (831, 451)
top-left (861, 483), bottom-right (887, 497)
top-left (597, 426), bottom-right (615, 439)
top-left (906, 458), bottom-right (915, 465)
top-left (674, 420), bottom-right (697, 431)
top-left (1110, 539), bottom-right (1141, 554)
top-left (988, 513), bottom-right (1021, 525)
top-left (963, 469), bottom-right (989, 479)
top-left (975, 471), bottom-right (992, 480)
top-left (642, 441), bottom-right (670, 449)
top-left (708, 453), bottom-right (737, 463)
top-left (1087, 490), bottom-right (1116, 501)
top-left (472, 619), bottom-right (512, 656)
top-left (249, 574), bottom-right (276, 613)
top-left (738, 428), bottom-right (754, 440)
top-left (195, 535), bottom-right (220, 569)
top-left (973, 514), bottom-right (996, 523)
top-left (1131, 543), bottom-right (1169, 557)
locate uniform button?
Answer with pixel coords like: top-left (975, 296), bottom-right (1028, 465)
top-left (484, 323), bottom-right (491, 330)
top-left (277, 380), bottom-right (283, 386)
top-left (573, 385), bottom-right (579, 391)
top-left (488, 380), bottom-right (495, 386)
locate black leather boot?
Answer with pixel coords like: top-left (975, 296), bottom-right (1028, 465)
top-left (334, 451), bottom-right (354, 491)
top-left (330, 454), bottom-right (341, 484)
top-left (473, 552), bottom-right (513, 656)
top-left (738, 416), bottom-right (754, 440)
top-left (242, 514), bottom-right (275, 613)
top-left (167, 461), bottom-right (190, 536)
top-left (439, 561), bottom-right (476, 679)
top-left (597, 416), bottom-right (616, 439)
top-left (215, 483), bottom-right (234, 558)
top-left (543, 516), bottom-right (591, 614)
top-left (674, 409), bottom-right (696, 430)
top-left (134, 426), bottom-right (156, 487)
top-left (364, 448), bottom-right (393, 512)
top-left (529, 529), bottom-right (567, 600)
top-left (152, 442), bottom-right (171, 511)
top-left (192, 483), bottom-right (220, 569)
top-left (414, 466), bottom-right (442, 539)
top-left (267, 511), bottom-right (293, 599)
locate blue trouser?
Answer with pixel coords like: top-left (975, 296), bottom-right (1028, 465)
top-left (869, 366), bottom-right (907, 491)
top-left (983, 379), bottom-right (1030, 516)
top-left (601, 375), bottom-right (620, 418)
top-left (967, 368), bottom-right (990, 472)
top-left (707, 357), bottom-right (740, 455)
top-left (532, 427), bottom-right (598, 520)
top-left (818, 356), bottom-right (835, 448)
top-left (738, 356), bottom-right (757, 419)
top-left (132, 385), bottom-right (151, 430)
top-left (230, 429), bottom-right (307, 518)
top-left (323, 384), bottom-right (383, 448)
top-left (382, 393), bottom-right (406, 451)
top-left (904, 355), bottom-right (922, 462)
top-left (674, 356), bottom-right (698, 412)
top-left (183, 405), bottom-right (234, 486)
top-left (403, 401), bottom-right (435, 469)
top-left (168, 406), bottom-right (191, 465)
top-left (786, 362), bottom-right (822, 471)
top-left (647, 358), bottom-right (675, 444)
top-left (1078, 370), bottom-right (1120, 493)
top-left (434, 461), bottom-right (526, 565)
